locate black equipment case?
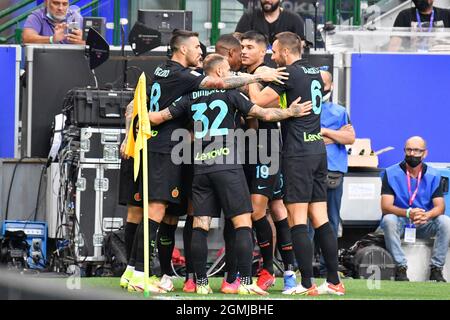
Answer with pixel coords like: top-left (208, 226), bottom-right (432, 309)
top-left (63, 88), bottom-right (134, 127)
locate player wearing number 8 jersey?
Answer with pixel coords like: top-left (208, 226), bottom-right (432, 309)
top-left (249, 32), bottom-right (345, 296)
top-left (148, 53), bottom-right (312, 295)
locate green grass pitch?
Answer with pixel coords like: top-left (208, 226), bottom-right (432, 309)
top-left (82, 277), bottom-right (450, 300)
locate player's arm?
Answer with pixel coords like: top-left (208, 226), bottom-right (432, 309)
top-left (321, 124), bottom-right (356, 145)
top-left (247, 97), bottom-right (312, 122)
top-left (248, 66), bottom-right (286, 108)
top-left (199, 67), bottom-right (288, 90)
top-left (120, 101), bottom-right (134, 159)
top-left (248, 84), bottom-right (280, 108)
top-left (148, 95), bottom-right (188, 125)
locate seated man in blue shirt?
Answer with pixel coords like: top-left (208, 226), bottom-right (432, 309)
top-left (381, 136), bottom-right (450, 282)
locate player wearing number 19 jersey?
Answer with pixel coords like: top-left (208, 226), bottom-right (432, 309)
top-left (240, 31), bottom-right (296, 291)
top-left (249, 32), bottom-right (345, 296)
top-left (149, 53), bottom-right (312, 295)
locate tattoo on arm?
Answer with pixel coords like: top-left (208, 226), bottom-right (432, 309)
top-left (193, 216), bottom-right (212, 231)
top-left (122, 101), bottom-right (134, 143)
top-left (248, 105), bottom-right (290, 122)
top-left (161, 108), bottom-right (173, 121)
top-left (125, 101), bottom-right (134, 132)
top-left (222, 74), bottom-right (261, 89)
top-left (199, 74), bottom-right (262, 90)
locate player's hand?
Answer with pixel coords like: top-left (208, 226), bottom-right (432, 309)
top-left (256, 66), bottom-right (289, 85)
top-left (120, 138), bottom-right (129, 159)
top-left (53, 23), bottom-right (66, 43)
top-left (253, 66), bottom-right (271, 74)
top-left (67, 28), bottom-right (84, 44)
top-left (288, 96), bottom-right (312, 117)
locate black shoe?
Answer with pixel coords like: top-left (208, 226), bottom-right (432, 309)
top-left (429, 266), bottom-right (446, 282)
top-left (395, 266), bottom-right (409, 281)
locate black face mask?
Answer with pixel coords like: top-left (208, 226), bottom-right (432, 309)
top-left (405, 155), bottom-right (422, 168)
top-left (413, 0), bottom-right (431, 12)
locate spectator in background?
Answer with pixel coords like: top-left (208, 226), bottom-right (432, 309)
top-left (309, 70), bottom-right (355, 275)
top-left (393, 0), bottom-right (450, 28)
top-left (389, 0), bottom-right (450, 51)
top-left (320, 71), bottom-right (355, 237)
top-left (23, 0), bottom-right (84, 44)
top-left (235, 0), bottom-right (305, 45)
top-left (215, 34), bottom-right (243, 72)
top-left (381, 136), bottom-right (450, 282)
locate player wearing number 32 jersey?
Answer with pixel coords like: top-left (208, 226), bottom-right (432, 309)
top-left (249, 32), bottom-right (346, 296)
top-left (149, 53), bottom-right (312, 295)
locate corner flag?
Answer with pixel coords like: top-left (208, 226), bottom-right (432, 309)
top-left (125, 72), bottom-right (152, 181)
top-left (124, 72), bottom-right (152, 297)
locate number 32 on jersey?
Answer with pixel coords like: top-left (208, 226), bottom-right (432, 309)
top-left (191, 99), bottom-right (228, 139)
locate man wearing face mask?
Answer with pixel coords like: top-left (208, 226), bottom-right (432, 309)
top-left (393, 0), bottom-right (450, 28)
top-left (380, 136), bottom-right (450, 282)
top-left (309, 70), bottom-right (355, 276)
top-left (23, 0), bottom-right (84, 44)
top-left (235, 0), bottom-right (305, 45)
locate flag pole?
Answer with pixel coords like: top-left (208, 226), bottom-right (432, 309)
top-left (140, 73), bottom-right (150, 298)
top-left (142, 129), bottom-right (150, 298)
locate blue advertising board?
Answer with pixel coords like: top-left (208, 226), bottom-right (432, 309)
top-left (0, 46), bottom-right (20, 158)
top-left (351, 53), bottom-right (450, 168)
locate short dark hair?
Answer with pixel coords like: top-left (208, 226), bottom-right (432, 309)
top-left (169, 29), bottom-right (199, 53)
top-left (216, 34), bottom-right (241, 49)
top-left (232, 32), bottom-right (243, 42)
top-left (241, 30), bottom-right (268, 47)
top-left (203, 53), bottom-right (227, 75)
top-left (275, 31), bottom-right (302, 56)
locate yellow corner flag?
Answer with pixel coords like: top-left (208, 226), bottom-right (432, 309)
top-left (124, 72), bottom-right (152, 297)
top-left (125, 72), bottom-right (152, 181)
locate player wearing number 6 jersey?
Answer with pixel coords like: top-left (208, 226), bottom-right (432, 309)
top-left (249, 32), bottom-right (345, 296)
top-left (148, 53), bottom-right (312, 295)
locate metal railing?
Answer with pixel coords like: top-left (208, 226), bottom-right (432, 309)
top-left (0, 0), bottom-right (100, 44)
top-left (325, 0), bottom-right (361, 26)
top-left (325, 0), bottom-right (411, 26)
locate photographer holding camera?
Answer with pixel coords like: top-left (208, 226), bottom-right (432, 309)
top-left (23, 0), bottom-right (84, 45)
